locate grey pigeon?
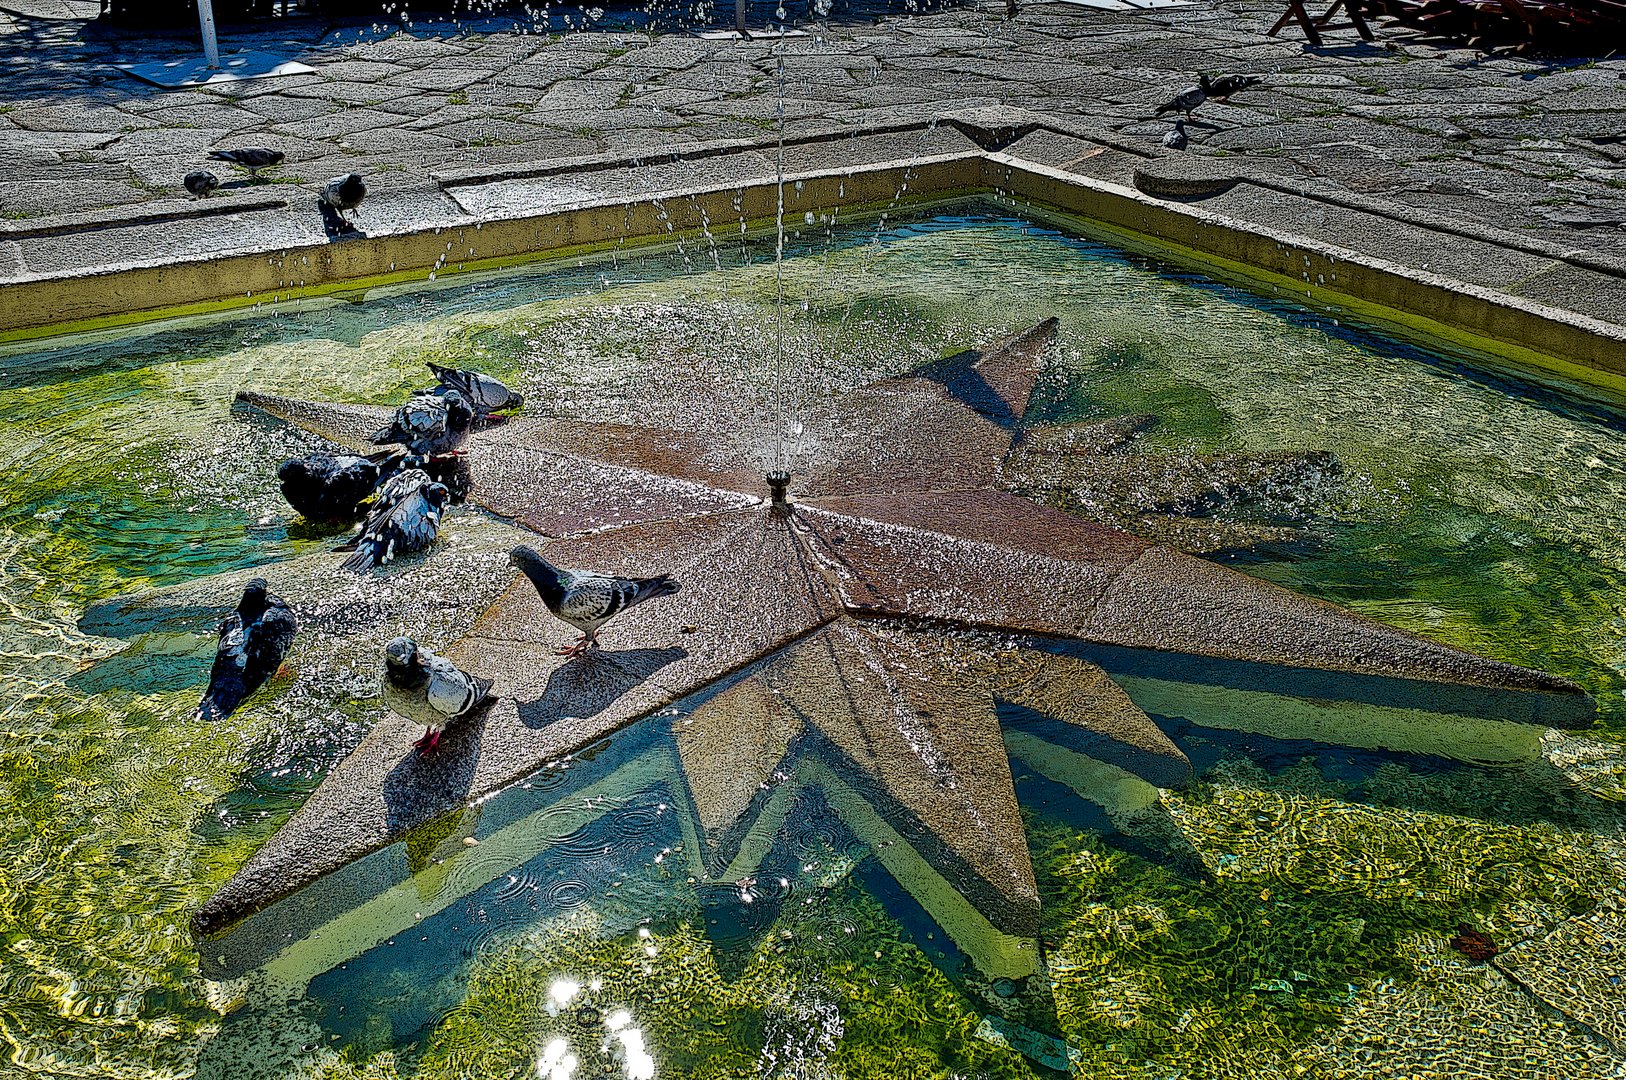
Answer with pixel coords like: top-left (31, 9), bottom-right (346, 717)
top-left (370, 390), bottom-right (476, 458)
top-left (208, 147), bottom-right (285, 179)
top-left (1154, 82), bottom-right (1206, 118)
top-left (425, 362), bottom-right (523, 418)
top-left (1201, 73), bottom-right (1262, 102)
top-left (319, 172), bottom-right (366, 225)
top-left (184, 170), bottom-right (219, 199)
top-left (510, 544), bottom-right (680, 656)
top-left (339, 469), bottom-right (450, 571)
top-left (277, 451), bottom-right (380, 523)
top-left (382, 636), bottom-right (493, 754)
top-left (195, 578), bottom-right (296, 722)
top-left (1163, 119), bottom-right (1189, 151)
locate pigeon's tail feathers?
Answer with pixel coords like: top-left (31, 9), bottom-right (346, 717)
top-left (341, 544), bottom-right (377, 572)
top-left (1153, 100), bottom-right (1176, 116)
top-left (369, 423), bottom-right (399, 445)
top-left (632, 574), bottom-right (680, 604)
top-left (208, 150), bottom-right (235, 163)
top-left (471, 676), bottom-right (496, 708)
top-left (194, 686), bottom-right (240, 723)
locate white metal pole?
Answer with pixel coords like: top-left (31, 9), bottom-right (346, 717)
top-left (197, 0), bottom-right (221, 69)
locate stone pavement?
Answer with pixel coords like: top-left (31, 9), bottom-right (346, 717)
top-left (0, 0), bottom-right (1623, 266)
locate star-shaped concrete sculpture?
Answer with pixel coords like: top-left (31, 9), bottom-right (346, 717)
top-left (190, 319), bottom-right (1592, 985)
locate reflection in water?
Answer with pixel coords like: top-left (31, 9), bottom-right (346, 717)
top-left (3, 211), bottom-right (1626, 1078)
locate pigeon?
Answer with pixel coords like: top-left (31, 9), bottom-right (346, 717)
top-left (1154, 82), bottom-right (1206, 119)
top-left (183, 170), bottom-right (219, 199)
top-left (277, 451), bottom-right (381, 523)
top-left (425, 362), bottom-right (523, 419)
top-left (382, 636), bottom-right (493, 754)
top-left (370, 390), bottom-right (476, 458)
top-left (319, 172), bottom-right (366, 225)
top-left (1163, 119), bottom-right (1189, 151)
top-left (509, 544), bottom-right (680, 656)
top-left (195, 578), bottom-right (297, 722)
top-left (339, 469), bottom-right (450, 571)
top-left (1201, 73), bottom-right (1262, 103)
top-left (208, 147), bottom-right (285, 179)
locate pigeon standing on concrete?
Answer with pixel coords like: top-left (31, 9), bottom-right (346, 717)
top-left (339, 469), bottom-right (450, 571)
top-left (382, 636), bottom-right (494, 754)
top-left (1201, 73), bottom-right (1262, 103)
top-left (1163, 119), bottom-right (1189, 151)
top-left (425, 362), bottom-right (524, 419)
top-left (319, 172), bottom-right (367, 226)
top-left (509, 544), bottom-right (680, 656)
top-left (184, 170), bottom-right (220, 199)
top-left (1154, 82), bottom-right (1206, 119)
top-left (208, 147), bottom-right (285, 179)
top-left (371, 390), bottom-right (476, 458)
top-left (277, 451), bottom-right (381, 523)
top-left (195, 578), bottom-right (297, 722)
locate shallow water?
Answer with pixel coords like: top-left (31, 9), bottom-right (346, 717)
top-left (2, 209), bottom-right (1624, 1079)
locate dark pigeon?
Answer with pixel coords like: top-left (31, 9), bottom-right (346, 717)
top-left (425, 362), bottom-right (523, 418)
top-left (195, 578), bottom-right (296, 722)
top-left (277, 451), bottom-right (380, 523)
top-left (319, 172), bottom-right (366, 225)
top-left (382, 636), bottom-right (494, 754)
top-left (1201, 73), bottom-right (1262, 102)
top-left (208, 147), bottom-right (285, 179)
top-left (509, 544), bottom-right (680, 656)
top-left (339, 470), bottom-right (450, 571)
top-left (184, 170), bottom-right (220, 199)
top-left (1163, 119), bottom-right (1188, 150)
top-left (370, 390), bottom-right (476, 458)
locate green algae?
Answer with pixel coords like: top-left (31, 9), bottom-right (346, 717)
top-left (1034, 759), bottom-right (1626, 1079)
top-left (297, 885), bottom-right (1035, 1080)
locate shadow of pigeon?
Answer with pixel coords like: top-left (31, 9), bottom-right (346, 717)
top-left (319, 202), bottom-right (367, 240)
top-left (516, 646), bottom-right (687, 730)
top-left (383, 699), bottom-right (493, 834)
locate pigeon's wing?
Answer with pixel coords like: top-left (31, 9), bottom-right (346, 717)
top-left (559, 577), bottom-right (618, 624)
top-left (424, 655), bottom-right (481, 719)
top-left (241, 606), bottom-right (296, 695)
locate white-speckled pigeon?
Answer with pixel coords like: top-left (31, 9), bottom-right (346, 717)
top-left (319, 172), bottom-right (366, 225)
top-left (1154, 82), bottom-right (1206, 118)
top-left (509, 544), bottom-right (680, 656)
top-left (195, 578), bottom-right (296, 722)
top-left (277, 451), bottom-right (381, 523)
top-left (339, 469), bottom-right (450, 571)
top-left (370, 390), bottom-right (476, 458)
top-left (184, 170), bottom-right (219, 199)
top-left (208, 147), bottom-right (285, 178)
top-left (426, 362), bottom-right (523, 418)
top-left (382, 636), bottom-right (493, 754)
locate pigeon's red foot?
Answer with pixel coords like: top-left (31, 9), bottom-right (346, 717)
top-left (554, 639), bottom-right (590, 657)
top-left (413, 728), bottom-right (442, 754)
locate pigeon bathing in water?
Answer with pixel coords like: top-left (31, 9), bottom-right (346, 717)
top-left (1201, 73), bottom-right (1262, 103)
top-left (319, 172), bottom-right (366, 226)
top-left (509, 544), bottom-right (680, 656)
top-left (195, 578), bottom-right (297, 722)
top-left (425, 362), bottom-right (523, 419)
top-left (382, 636), bottom-right (493, 754)
top-left (277, 451), bottom-right (381, 523)
top-left (208, 147), bottom-right (285, 179)
top-left (371, 390), bottom-right (476, 459)
top-left (184, 170), bottom-right (219, 199)
top-left (339, 469), bottom-right (450, 571)
top-left (1163, 120), bottom-right (1188, 151)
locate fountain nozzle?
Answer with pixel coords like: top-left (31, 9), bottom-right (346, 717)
top-left (767, 471), bottom-right (791, 507)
